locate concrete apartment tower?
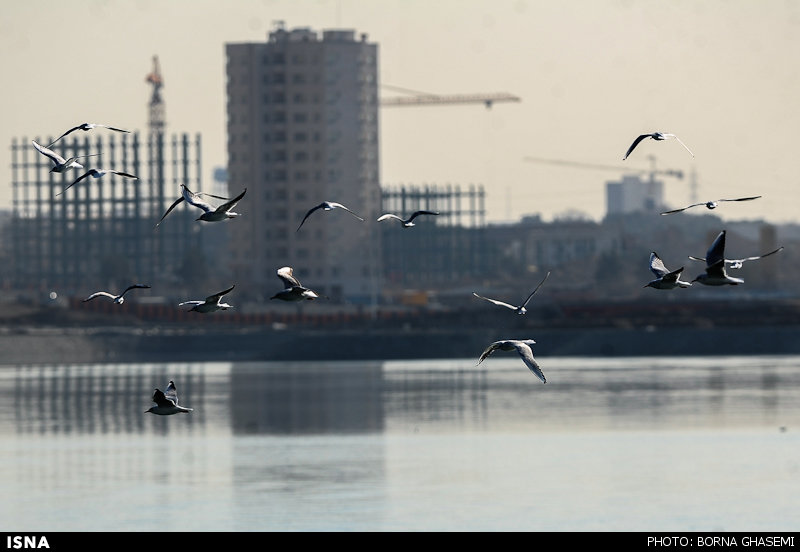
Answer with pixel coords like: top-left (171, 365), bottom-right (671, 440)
top-left (225, 24), bottom-right (381, 303)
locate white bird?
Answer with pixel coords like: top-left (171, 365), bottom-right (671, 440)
top-left (623, 132), bottom-right (694, 161)
top-left (32, 140), bottom-right (101, 173)
top-left (377, 210), bottom-right (440, 228)
top-left (688, 246), bottom-right (784, 270)
top-left (179, 285), bottom-right (235, 313)
top-left (692, 230), bottom-right (745, 286)
top-left (184, 186), bottom-right (246, 222)
top-left (270, 266), bottom-right (322, 301)
top-left (297, 201), bottom-right (364, 232)
top-left (48, 122), bottom-right (131, 148)
top-left (660, 196), bottom-right (762, 215)
top-left (82, 284), bottom-right (151, 304)
top-left (145, 380), bottom-right (193, 415)
top-left (644, 252), bottom-right (692, 289)
top-left (473, 271), bottom-right (551, 314)
top-left (155, 184), bottom-right (234, 227)
top-left (477, 339), bottom-right (546, 384)
top-left (57, 168), bottom-right (139, 196)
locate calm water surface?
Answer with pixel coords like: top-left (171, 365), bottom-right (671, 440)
top-left (1, 356), bottom-right (799, 532)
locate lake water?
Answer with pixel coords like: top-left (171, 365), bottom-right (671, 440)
top-left (1, 355), bottom-right (799, 532)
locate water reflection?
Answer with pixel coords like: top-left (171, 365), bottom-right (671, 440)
top-left (1, 356), bottom-right (799, 437)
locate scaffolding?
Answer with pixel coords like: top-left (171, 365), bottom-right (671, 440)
top-left (11, 132), bottom-right (203, 294)
top-left (380, 184), bottom-right (487, 287)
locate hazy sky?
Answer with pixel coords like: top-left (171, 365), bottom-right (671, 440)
top-left (2, 0), bottom-right (799, 223)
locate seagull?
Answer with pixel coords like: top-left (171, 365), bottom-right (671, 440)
top-left (145, 380), bottom-right (193, 415)
top-left (692, 230), bottom-right (745, 286)
top-left (296, 201), bottom-right (364, 232)
top-left (179, 285), bottom-right (235, 313)
top-left (623, 132), bottom-right (694, 161)
top-left (155, 184), bottom-right (233, 227)
top-left (184, 186), bottom-right (247, 222)
top-left (644, 252), bottom-right (692, 289)
top-left (32, 140), bottom-right (101, 173)
top-left (688, 246), bottom-right (784, 270)
top-left (57, 168), bottom-right (139, 196)
top-left (473, 271), bottom-right (551, 314)
top-left (660, 196), bottom-right (762, 215)
top-left (477, 339), bottom-right (546, 384)
top-left (377, 210), bottom-right (440, 228)
top-left (48, 122), bottom-right (131, 148)
top-left (270, 266), bottom-right (322, 301)
top-left (82, 284), bottom-right (151, 304)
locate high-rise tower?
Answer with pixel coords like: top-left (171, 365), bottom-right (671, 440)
top-left (225, 25), bottom-right (381, 303)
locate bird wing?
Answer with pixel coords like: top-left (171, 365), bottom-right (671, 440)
top-left (155, 196), bottom-right (185, 227)
top-left (732, 246), bottom-right (785, 264)
top-left (82, 291), bottom-right (116, 302)
top-left (513, 342), bottom-right (546, 383)
top-left (705, 231), bottom-right (727, 267)
top-left (47, 126), bottom-right (83, 147)
top-left (520, 271), bottom-right (551, 308)
top-left (649, 252), bottom-right (670, 277)
top-left (108, 170), bottom-right (138, 179)
top-left (97, 124), bottom-right (131, 133)
top-left (205, 285), bottom-right (235, 304)
top-left (181, 185), bottom-right (214, 213)
top-left (718, 196), bottom-right (762, 203)
top-left (214, 188), bottom-right (247, 213)
top-left (120, 284), bottom-right (151, 298)
top-left (377, 213), bottom-right (403, 222)
top-left (178, 300), bottom-right (204, 306)
top-left (472, 292), bottom-right (517, 311)
top-left (164, 381), bottom-right (180, 405)
top-left (661, 267), bottom-right (685, 284)
top-left (152, 388), bottom-right (176, 408)
top-left (671, 135), bottom-right (695, 157)
top-left (277, 266), bottom-right (301, 288)
top-left (57, 170), bottom-right (94, 196)
top-left (32, 140), bottom-right (66, 164)
top-left (296, 203), bottom-right (324, 232)
top-left (408, 210), bottom-right (440, 222)
top-left (329, 202), bottom-right (365, 221)
top-left (623, 134), bottom-right (652, 160)
top-left (688, 255), bottom-right (706, 263)
top-left (705, 259), bottom-right (728, 279)
top-left (660, 203), bottom-right (705, 215)
top-left (477, 341), bottom-right (503, 365)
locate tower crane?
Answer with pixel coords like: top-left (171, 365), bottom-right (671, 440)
top-left (380, 84), bottom-right (521, 109)
top-left (523, 155), bottom-right (684, 182)
top-left (145, 55), bottom-right (165, 135)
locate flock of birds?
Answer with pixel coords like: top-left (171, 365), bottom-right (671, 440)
top-left (29, 123), bottom-right (782, 411)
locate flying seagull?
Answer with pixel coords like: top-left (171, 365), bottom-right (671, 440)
top-left (32, 140), bottom-right (101, 173)
top-left (644, 252), bottom-right (692, 289)
top-left (184, 186), bottom-right (247, 222)
top-left (155, 184), bottom-right (233, 227)
top-left (270, 266), bottom-right (322, 301)
top-left (296, 201), bottom-right (364, 232)
top-left (376, 210), bottom-right (440, 228)
top-left (692, 230), bottom-right (744, 286)
top-left (688, 246), bottom-right (784, 270)
top-left (660, 196), bottom-right (762, 215)
top-left (179, 285), bottom-right (235, 313)
top-left (82, 284), bottom-right (151, 304)
top-left (145, 380), bottom-right (193, 415)
top-left (48, 123), bottom-right (131, 148)
top-left (473, 271), bottom-right (551, 315)
top-left (623, 132), bottom-right (694, 161)
top-left (477, 339), bottom-right (546, 384)
top-left (57, 168), bottom-right (139, 196)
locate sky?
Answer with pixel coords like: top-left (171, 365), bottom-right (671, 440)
top-left (2, 0), bottom-right (799, 224)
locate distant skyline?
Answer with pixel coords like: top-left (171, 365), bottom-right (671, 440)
top-left (2, 0), bottom-right (799, 224)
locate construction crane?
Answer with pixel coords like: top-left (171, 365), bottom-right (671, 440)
top-left (145, 55), bottom-right (165, 135)
top-left (380, 84), bottom-right (521, 109)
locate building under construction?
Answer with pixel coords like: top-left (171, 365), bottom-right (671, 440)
top-left (380, 184), bottom-right (488, 289)
top-left (9, 57), bottom-right (206, 295)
